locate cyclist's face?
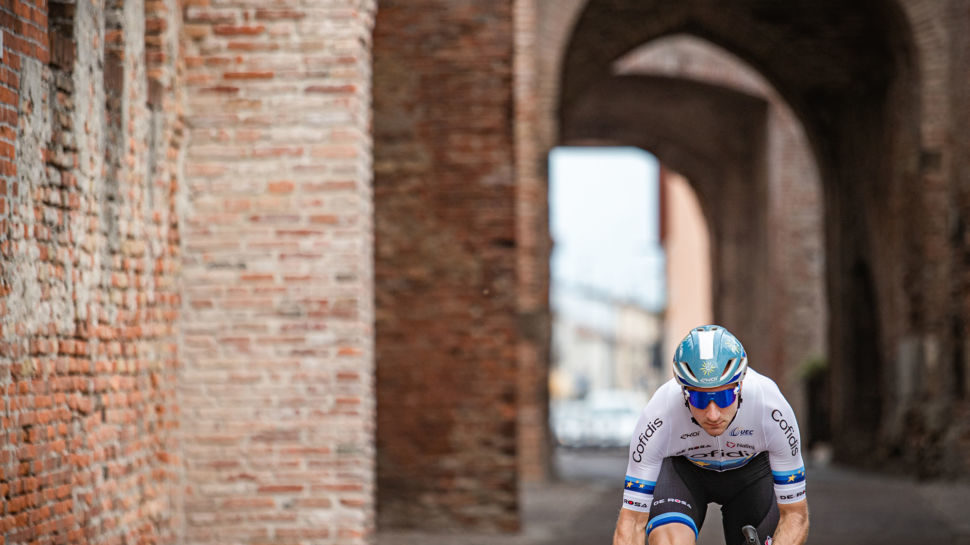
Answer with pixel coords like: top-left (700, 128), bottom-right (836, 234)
top-left (685, 383), bottom-right (740, 436)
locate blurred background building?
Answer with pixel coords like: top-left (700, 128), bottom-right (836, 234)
top-left (1, 1), bottom-right (969, 543)
top-left (547, 147), bottom-right (665, 443)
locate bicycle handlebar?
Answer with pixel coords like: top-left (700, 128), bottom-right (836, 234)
top-left (741, 525), bottom-right (760, 545)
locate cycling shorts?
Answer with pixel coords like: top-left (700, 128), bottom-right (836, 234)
top-left (647, 452), bottom-right (779, 545)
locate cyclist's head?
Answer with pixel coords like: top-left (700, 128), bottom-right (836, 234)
top-left (672, 325), bottom-right (747, 389)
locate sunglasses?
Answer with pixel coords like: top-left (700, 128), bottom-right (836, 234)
top-left (683, 384), bottom-right (740, 409)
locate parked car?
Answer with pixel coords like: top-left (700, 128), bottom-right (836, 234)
top-left (551, 389), bottom-right (648, 448)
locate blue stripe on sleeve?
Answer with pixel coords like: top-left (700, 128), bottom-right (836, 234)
top-left (624, 475), bottom-right (656, 495)
top-left (647, 512), bottom-right (698, 537)
top-left (772, 467), bottom-right (806, 485)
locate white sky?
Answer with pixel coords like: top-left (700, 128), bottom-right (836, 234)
top-left (549, 147), bottom-right (666, 315)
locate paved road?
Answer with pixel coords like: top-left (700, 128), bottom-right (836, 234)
top-left (378, 447), bottom-right (970, 545)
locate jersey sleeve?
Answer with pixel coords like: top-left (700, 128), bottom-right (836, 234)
top-left (621, 384), bottom-right (673, 513)
top-left (762, 383), bottom-right (807, 504)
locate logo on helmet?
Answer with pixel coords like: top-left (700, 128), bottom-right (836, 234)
top-left (700, 361), bottom-right (717, 376)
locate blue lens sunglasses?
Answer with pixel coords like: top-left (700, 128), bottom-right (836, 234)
top-left (683, 384), bottom-right (741, 409)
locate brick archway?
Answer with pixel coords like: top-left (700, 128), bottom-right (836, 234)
top-left (558, 0), bottom-right (922, 468)
top-left (561, 75), bottom-right (775, 381)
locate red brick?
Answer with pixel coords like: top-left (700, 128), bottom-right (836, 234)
top-left (199, 85), bottom-right (239, 94)
top-left (222, 71), bottom-right (273, 80)
top-left (256, 485), bottom-right (303, 494)
top-left (255, 9), bottom-right (306, 21)
top-left (305, 84), bottom-right (356, 94)
top-left (213, 25), bottom-right (265, 36)
top-left (221, 497), bottom-right (275, 510)
top-left (267, 180), bottom-right (294, 193)
top-left (0, 87), bottom-right (17, 107)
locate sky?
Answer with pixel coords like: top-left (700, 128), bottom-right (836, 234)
top-left (549, 146), bottom-right (666, 317)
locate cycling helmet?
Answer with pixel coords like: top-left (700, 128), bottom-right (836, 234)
top-left (672, 325), bottom-right (747, 388)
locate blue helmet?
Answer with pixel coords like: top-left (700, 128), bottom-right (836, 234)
top-left (672, 325), bottom-right (748, 388)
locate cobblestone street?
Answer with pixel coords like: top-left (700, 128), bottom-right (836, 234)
top-left (378, 448), bottom-right (970, 545)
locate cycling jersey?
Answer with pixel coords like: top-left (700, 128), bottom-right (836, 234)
top-left (622, 369), bottom-right (806, 513)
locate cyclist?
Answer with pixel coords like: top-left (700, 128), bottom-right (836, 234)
top-left (613, 325), bottom-right (809, 545)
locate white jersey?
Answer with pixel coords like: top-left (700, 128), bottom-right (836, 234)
top-left (622, 369), bottom-right (807, 513)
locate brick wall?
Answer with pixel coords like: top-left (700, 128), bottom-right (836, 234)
top-left (888, 0), bottom-right (970, 476)
top-left (1, 0), bottom-right (182, 542)
top-left (179, 1), bottom-right (377, 543)
top-left (947, 0), bottom-right (970, 476)
top-left (373, 0), bottom-right (520, 532)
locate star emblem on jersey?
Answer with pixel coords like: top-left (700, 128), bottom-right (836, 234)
top-left (701, 361), bottom-right (717, 375)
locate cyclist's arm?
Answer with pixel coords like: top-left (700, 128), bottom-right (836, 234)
top-left (761, 379), bottom-right (808, 545)
top-left (613, 508), bottom-right (650, 545)
top-left (772, 498), bottom-right (809, 545)
top-left (615, 384), bottom-right (674, 544)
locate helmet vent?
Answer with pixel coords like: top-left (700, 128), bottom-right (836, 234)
top-left (679, 361), bottom-right (698, 381)
top-left (721, 358), bottom-right (738, 379)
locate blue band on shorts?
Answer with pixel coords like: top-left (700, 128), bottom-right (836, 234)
top-left (647, 512), bottom-right (699, 538)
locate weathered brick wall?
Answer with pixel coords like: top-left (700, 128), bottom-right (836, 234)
top-left (373, 0), bottom-right (520, 532)
top-left (885, 0), bottom-right (970, 476)
top-left (179, 1), bottom-right (377, 543)
top-left (1, 0), bottom-right (182, 542)
top-left (943, 2), bottom-right (970, 474)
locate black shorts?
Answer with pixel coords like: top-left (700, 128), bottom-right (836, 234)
top-left (647, 452), bottom-right (779, 545)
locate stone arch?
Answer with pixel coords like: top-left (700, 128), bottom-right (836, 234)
top-left (559, 1), bottom-right (915, 164)
top-left (557, 0), bottom-right (920, 467)
top-left (558, 33), bottom-right (830, 442)
top-left (561, 74), bottom-right (775, 380)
